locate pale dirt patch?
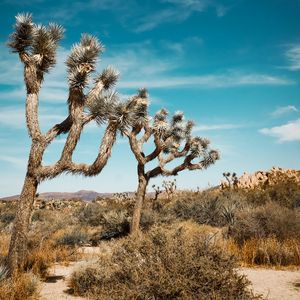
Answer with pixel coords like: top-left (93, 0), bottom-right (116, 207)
top-left (40, 246), bottom-right (104, 300)
top-left (240, 268), bottom-right (300, 300)
top-left (40, 262), bottom-right (85, 300)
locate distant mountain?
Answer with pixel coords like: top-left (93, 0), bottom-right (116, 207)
top-left (0, 190), bottom-right (135, 201)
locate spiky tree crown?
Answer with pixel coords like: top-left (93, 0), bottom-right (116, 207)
top-left (8, 13), bottom-right (64, 73)
top-left (126, 95), bottom-right (220, 180)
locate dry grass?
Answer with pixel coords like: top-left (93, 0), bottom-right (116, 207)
top-left (240, 238), bottom-right (300, 267)
top-left (0, 272), bottom-right (40, 300)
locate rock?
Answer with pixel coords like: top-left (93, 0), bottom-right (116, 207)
top-left (220, 167), bottom-right (300, 190)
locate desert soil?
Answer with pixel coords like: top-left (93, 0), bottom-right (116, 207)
top-left (40, 247), bottom-right (300, 300)
top-left (240, 268), bottom-right (300, 300)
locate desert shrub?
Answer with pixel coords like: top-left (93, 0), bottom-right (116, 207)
top-left (90, 210), bottom-right (130, 242)
top-left (229, 202), bottom-right (300, 245)
top-left (166, 189), bottom-right (243, 227)
top-left (243, 180), bottom-right (300, 208)
top-left (0, 263), bottom-right (8, 283)
top-left (78, 203), bottom-right (104, 226)
top-left (70, 222), bottom-right (259, 300)
top-left (57, 230), bottom-right (87, 247)
top-left (79, 203), bottom-right (130, 242)
top-left (140, 208), bottom-right (160, 230)
top-left (0, 202), bottom-right (17, 227)
top-left (0, 272), bottom-right (39, 300)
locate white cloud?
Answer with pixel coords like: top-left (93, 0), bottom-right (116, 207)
top-left (271, 105), bottom-right (298, 117)
top-left (259, 119), bottom-right (300, 142)
top-left (194, 124), bottom-right (242, 131)
top-left (285, 45), bottom-right (300, 71)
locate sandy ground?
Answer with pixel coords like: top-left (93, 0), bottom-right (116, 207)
top-left (40, 247), bottom-right (105, 300)
top-left (40, 247), bottom-right (300, 300)
top-left (39, 262), bottom-right (85, 300)
top-left (240, 268), bottom-right (300, 300)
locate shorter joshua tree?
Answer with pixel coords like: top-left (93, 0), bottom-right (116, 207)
top-left (123, 94), bottom-right (220, 234)
top-left (162, 179), bottom-right (177, 201)
top-left (222, 172), bottom-right (238, 189)
top-left (152, 184), bottom-right (162, 201)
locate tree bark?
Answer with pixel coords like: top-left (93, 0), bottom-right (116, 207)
top-left (7, 140), bottom-right (45, 276)
top-left (7, 174), bottom-right (38, 276)
top-left (130, 171), bottom-right (148, 235)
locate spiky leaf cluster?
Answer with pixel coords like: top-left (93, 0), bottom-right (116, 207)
top-left (202, 149), bottom-right (220, 168)
top-left (97, 66), bottom-right (119, 89)
top-left (88, 90), bottom-right (119, 124)
top-left (153, 109), bottom-right (192, 153)
top-left (66, 34), bottom-right (103, 88)
top-left (31, 24), bottom-right (64, 72)
top-left (8, 13), bottom-right (33, 53)
top-left (153, 108), bottom-right (170, 138)
top-left (189, 137), bottom-right (208, 158)
top-left (110, 91), bottom-right (149, 134)
top-left (8, 13), bottom-right (64, 72)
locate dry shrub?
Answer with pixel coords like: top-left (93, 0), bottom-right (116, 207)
top-left (0, 233), bottom-right (10, 260)
top-left (229, 202), bottom-right (300, 245)
top-left (70, 221), bottom-right (260, 300)
top-left (79, 203), bottom-right (130, 242)
top-left (57, 230), bottom-right (87, 247)
top-left (0, 201), bottom-right (17, 228)
top-left (0, 272), bottom-right (39, 300)
top-left (24, 241), bottom-right (76, 276)
top-left (24, 231), bottom-right (81, 277)
top-left (165, 189), bottom-right (244, 228)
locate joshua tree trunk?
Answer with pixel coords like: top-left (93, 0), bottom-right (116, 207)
top-left (130, 165), bottom-right (148, 234)
top-left (8, 141), bottom-right (45, 276)
top-left (8, 175), bottom-right (37, 276)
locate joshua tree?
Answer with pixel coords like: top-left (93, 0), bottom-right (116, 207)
top-left (152, 184), bottom-right (162, 201)
top-left (6, 13), bottom-right (128, 275)
top-left (162, 179), bottom-right (177, 201)
top-left (124, 96), bottom-right (220, 234)
top-left (222, 172), bottom-right (238, 189)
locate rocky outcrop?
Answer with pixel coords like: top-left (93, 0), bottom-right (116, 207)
top-left (220, 167), bottom-right (300, 190)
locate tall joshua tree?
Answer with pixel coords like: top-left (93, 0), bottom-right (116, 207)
top-left (123, 93), bottom-right (220, 234)
top-left (6, 13), bottom-right (126, 275)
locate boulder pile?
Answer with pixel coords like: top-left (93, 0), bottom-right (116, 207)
top-left (220, 167), bottom-right (300, 189)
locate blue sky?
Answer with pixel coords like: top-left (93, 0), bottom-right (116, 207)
top-left (0, 0), bottom-right (300, 196)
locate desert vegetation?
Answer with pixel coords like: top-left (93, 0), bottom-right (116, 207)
top-left (1, 10), bottom-right (300, 300)
top-left (1, 171), bottom-right (300, 299)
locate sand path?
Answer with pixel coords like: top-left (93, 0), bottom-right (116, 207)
top-left (40, 247), bottom-right (102, 300)
top-left (240, 268), bottom-right (300, 300)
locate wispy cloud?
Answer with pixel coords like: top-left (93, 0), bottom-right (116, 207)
top-left (134, 0), bottom-right (228, 32)
top-left (0, 155), bottom-right (26, 168)
top-left (271, 105), bottom-right (298, 117)
top-left (194, 123), bottom-right (242, 131)
top-left (26, 0), bottom-right (228, 33)
top-left (284, 45), bottom-right (300, 71)
top-left (0, 107), bottom-right (65, 129)
top-left (259, 119), bottom-right (300, 142)
top-left (118, 73), bottom-right (293, 89)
